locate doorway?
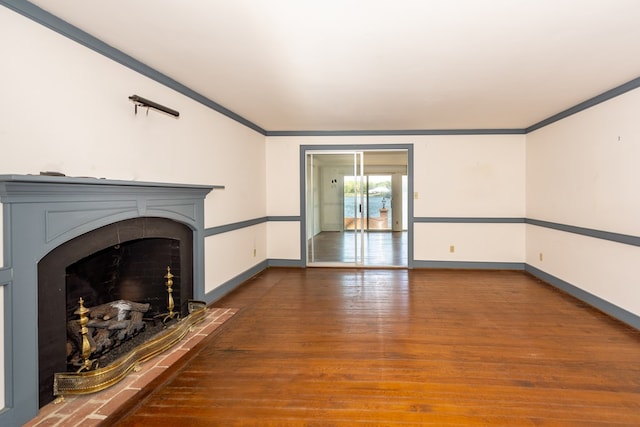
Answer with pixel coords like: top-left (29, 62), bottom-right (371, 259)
top-left (302, 146), bottom-right (412, 267)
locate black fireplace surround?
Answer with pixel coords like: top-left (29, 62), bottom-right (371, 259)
top-left (0, 175), bottom-right (217, 426)
top-left (38, 217), bottom-right (193, 407)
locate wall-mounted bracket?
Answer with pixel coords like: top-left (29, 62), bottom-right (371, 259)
top-left (129, 95), bottom-right (179, 118)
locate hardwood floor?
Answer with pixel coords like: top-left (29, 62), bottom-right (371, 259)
top-left (111, 268), bottom-right (640, 426)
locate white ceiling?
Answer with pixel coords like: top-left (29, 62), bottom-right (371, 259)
top-left (27, 0), bottom-right (640, 132)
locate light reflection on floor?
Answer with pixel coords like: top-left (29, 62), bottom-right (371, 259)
top-left (308, 231), bottom-right (407, 266)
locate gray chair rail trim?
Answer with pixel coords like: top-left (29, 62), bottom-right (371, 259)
top-left (204, 216), bottom-right (301, 237)
top-left (414, 217), bottom-right (640, 247)
top-left (526, 218), bottom-right (640, 247)
top-left (414, 217), bottom-right (525, 223)
top-left (413, 261), bottom-right (525, 270)
top-left (267, 216), bottom-right (301, 222)
top-left (205, 217), bottom-right (267, 236)
top-left (0, 267), bottom-right (11, 285)
top-left (204, 216), bottom-right (640, 248)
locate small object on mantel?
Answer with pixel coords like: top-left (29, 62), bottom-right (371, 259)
top-left (40, 171), bottom-right (66, 177)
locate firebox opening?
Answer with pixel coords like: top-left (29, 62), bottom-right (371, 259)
top-left (38, 217), bottom-right (194, 407)
top-left (65, 237), bottom-right (181, 370)
top-left (66, 237), bottom-right (181, 320)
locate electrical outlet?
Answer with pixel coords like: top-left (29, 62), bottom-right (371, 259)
top-left (539, 252), bottom-right (543, 261)
top-left (449, 245), bottom-right (455, 253)
top-left (253, 248), bottom-right (257, 257)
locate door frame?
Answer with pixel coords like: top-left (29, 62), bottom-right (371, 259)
top-left (299, 144), bottom-right (414, 268)
top-left (306, 150), bottom-right (365, 267)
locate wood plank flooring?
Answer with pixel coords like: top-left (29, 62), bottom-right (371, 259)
top-left (110, 268), bottom-right (640, 426)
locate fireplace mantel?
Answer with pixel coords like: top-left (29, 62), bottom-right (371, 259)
top-left (0, 174), bottom-right (221, 426)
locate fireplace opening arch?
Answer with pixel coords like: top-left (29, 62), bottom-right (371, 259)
top-left (37, 217), bottom-right (193, 407)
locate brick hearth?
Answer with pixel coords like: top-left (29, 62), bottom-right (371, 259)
top-left (24, 308), bottom-right (236, 427)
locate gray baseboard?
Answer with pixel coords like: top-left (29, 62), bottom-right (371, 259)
top-left (525, 265), bottom-right (640, 330)
top-left (203, 259), bottom-right (304, 304)
top-left (268, 259), bottom-right (305, 268)
top-left (203, 260), bottom-right (268, 304)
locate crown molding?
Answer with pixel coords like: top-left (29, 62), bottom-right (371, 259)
top-left (2, 0), bottom-right (639, 137)
top-left (0, 0), bottom-right (267, 135)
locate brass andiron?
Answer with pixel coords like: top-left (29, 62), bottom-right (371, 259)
top-left (53, 268), bottom-right (209, 398)
top-left (54, 300), bottom-right (208, 397)
top-left (160, 266), bottom-right (178, 324)
top-left (76, 297), bottom-right (97, 373)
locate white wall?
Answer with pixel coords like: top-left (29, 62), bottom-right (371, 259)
top-left (527, 91), bottom-right (640, 234)
top-left (526, 225), bottom-right (640, 315)
top-left (414, 135), bottom-right (525, 218)
top-left (415, 223), bottom-right (525, 263)
top-left (526, 88), bottom-right (640, 316)
top-left (205, 223), bottom-right (267, 292)
top-left (414, 135), bottom-right (526, 263)
top-left (267, 221), bottom-right (300, 261)
top-left (0, 7), bottom-right (266, 411)
top-left (265, 135), bottom-right (526, 263)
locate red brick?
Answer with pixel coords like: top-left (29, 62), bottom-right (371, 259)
top-left (216, 310), bottom-right (237, 322)
top-left (156, 347), bottom-right (189, 368)
top-left (54, 396), bottom-right (89, 415)
top-left (89, 376), bottom-right (131, 402)
top-left (55, 400), bottom-right (104, 426)
top-left (198, 320), bottom-right (225, 335)
top-left (29, 398), bottom-right (66, 420)
top-left (75, 416), bottom-right (106, 427)
top-left (95, 388), bottom-right (140, 416)
top-left (23, 414), bottom-right (64, 427)
top-left (60, 414), bottom-right (106, 427)
top-left (128, 366), bottom-right (166, 389)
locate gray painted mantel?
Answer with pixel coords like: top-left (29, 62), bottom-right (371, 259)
top-left (0, 174), bottom-right (219, 426)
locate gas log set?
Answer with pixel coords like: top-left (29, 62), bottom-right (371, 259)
top-left (53, 266), bottom-right (207, 400)
top-left (66, 266), bottom-right (177, 373)
top-left (67, 298), bottom-right (151, 370)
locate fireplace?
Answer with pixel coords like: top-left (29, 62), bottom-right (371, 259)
top-left (38, 217), bottom-right (193, 407)
top-left (0, 175), bottom-right (218, 426)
